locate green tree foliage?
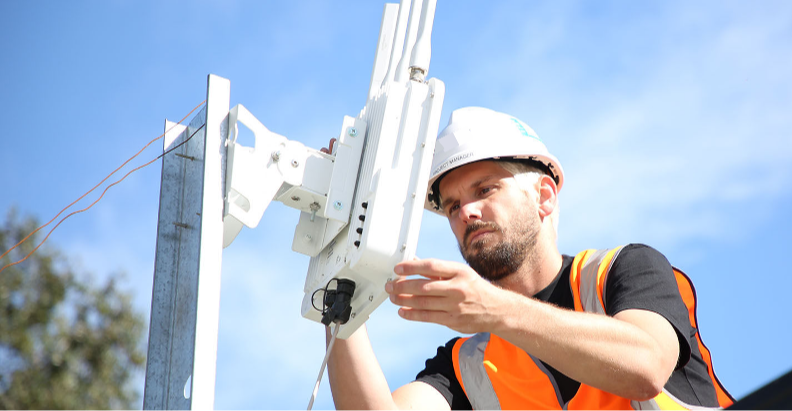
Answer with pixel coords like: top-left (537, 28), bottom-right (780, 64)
top-left (0, 209), bottom-right (146, 409)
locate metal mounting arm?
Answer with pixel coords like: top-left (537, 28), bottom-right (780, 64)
top-left (222, 105), bottom-right (366, 256)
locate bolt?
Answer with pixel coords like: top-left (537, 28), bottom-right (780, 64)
top-left (400, 243), bottom-right (407, 252)
top-left (291, 159), bottom-right (299, 168)
top-left (310, 202), bottom-right (320, 222)
top-left (348, 127), bottom-right (358, 137)
top-left (303, 234), bottom-right (312, 243)
top-left (333, 201), bottom-right (343, 210)
top-left (350, 313), bottom-right (356, 319)
top-left (271, 151), bottom-right (281, 161)
top-left (421, 142), bottom-right (426, 148)
top-left (291, 195), bottom-right (300, 202)
top-left (430, 92), bottom-right (435, 98)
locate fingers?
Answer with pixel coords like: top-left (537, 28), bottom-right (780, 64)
top-left (389, 293), bottom-right (446, 311)
top-left (396, 307), bottom-right (453, 324)
top-left (394, 258), bottom-right (470, 279)
top-left (386, 277), bottom-right (447, 296)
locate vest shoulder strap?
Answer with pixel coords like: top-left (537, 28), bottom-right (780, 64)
top-left (570, 246), bottom-right (624, 314)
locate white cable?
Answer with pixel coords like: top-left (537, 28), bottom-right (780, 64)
top-left (307, 324), bottom-right (340, 410)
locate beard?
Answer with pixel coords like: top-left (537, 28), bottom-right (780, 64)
top-left (458, 217), bottom-right (540, 282)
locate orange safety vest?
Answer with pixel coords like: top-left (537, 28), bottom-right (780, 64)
top-left (451, 247), bottom-right (734, 410)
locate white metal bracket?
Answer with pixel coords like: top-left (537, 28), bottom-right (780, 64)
top-left (222, 106), bottom-right (366, 256)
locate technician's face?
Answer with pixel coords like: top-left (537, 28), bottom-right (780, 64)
top-left (438, 161), bottom-right (540, 281)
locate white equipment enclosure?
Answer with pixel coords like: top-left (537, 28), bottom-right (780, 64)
top-left (144, 0), bottom-right (444, 409)
top-left (223, 0), bottom-right (443, 338)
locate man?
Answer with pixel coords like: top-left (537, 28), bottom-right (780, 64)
top-left (326, 107), bottom-right (732, 409)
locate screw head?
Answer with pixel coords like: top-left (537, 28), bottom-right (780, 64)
top-left (291, 196), bottom-right (300, 202)
top-left (333, 201), bottom-right (343, 210)
top-left (348, 127), bottom-right (358, 137)
top-left (291, 159), bottom-right (299, 167)
top-left (271, 151), bottom-right (281, 161)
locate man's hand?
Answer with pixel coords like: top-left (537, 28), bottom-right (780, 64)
top-left (385, 258), bottom-right (512, 334)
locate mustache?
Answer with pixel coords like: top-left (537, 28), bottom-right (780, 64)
top-left (464, 221), bottom-right (501, 246)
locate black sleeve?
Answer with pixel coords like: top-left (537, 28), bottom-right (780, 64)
top-left (604, 244), bottom-right (693, 369)
top-left (415, 337), bottom-right (472, 410)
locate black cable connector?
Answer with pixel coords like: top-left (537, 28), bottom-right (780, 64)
top-left (320, 279), bottom-right (356, 326)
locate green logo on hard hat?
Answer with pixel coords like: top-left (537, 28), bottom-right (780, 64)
top-left (510, 118), bottom-right (541, 142)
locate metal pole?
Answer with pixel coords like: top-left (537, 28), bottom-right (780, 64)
top-left (144, 74), bottom-right (230, 410)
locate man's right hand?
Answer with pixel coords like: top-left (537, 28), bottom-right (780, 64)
top-left (386, 258), bottom-right (513, 335)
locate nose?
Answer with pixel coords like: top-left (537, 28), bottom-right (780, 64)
top-left (459, 200), bottom-right (483, 225)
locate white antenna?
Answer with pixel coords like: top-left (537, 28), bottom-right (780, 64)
top-left (369, 3), bottom-right (400, 99)
top-left (394, 0), bottom-right (424, 83)
top-left (381, 0), bottom-right (412, 87)
top-left (409, 0), bottom-right (437, 81)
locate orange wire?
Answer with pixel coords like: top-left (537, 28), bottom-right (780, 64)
top-left (0, 101), bottom-right (206, 272)
top-left (0, 123), bottom-right (205, 274)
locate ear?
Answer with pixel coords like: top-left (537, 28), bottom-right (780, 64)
top-left (536, 174), bottom-right (558, 219)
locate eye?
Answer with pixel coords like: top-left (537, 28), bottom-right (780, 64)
top-left (445, 202), bottom-right (460, 216)
top-left (478, 186), bottom-right (493, 196)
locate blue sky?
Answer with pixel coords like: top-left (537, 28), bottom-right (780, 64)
top-left (2, 1), bottom-right (791, 409)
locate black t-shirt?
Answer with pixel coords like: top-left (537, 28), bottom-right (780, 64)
top-left (415, 244), bottom-right (720, 409)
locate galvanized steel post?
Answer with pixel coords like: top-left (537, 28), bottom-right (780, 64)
top-left (144, 74), bottom-right (230, 410)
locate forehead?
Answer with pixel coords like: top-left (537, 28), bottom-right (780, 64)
top-left (437, 160), bottom-right (513, 198)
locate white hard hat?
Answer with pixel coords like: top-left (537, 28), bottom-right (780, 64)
top-left (425, 107), bottom-right (564, 213)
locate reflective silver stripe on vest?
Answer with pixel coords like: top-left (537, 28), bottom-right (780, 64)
top-left (631, 388), bottom-right (721, 410)
top-left (578, 248), bottom-right (622, 314)
top-left (458, 333), bottom-right (501, 410)
top-left (631, 397), bottom-right (661, 410)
